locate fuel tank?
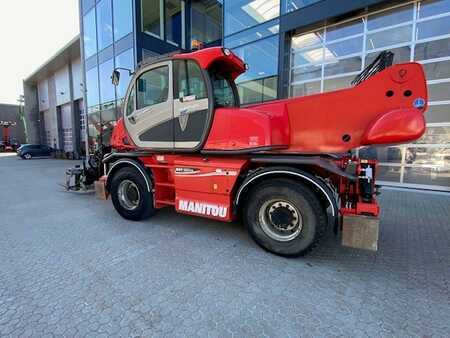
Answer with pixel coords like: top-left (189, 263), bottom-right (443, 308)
top-left (204, 62), bottom-right (427, 153)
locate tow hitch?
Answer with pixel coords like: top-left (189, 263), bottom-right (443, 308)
top-left (340, 159), bottom-right (380, 251)
top-left (63, 146), bottom-right (109, 193)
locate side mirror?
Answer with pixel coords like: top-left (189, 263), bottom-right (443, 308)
top-left (111, 70), bottom-right (120, 86)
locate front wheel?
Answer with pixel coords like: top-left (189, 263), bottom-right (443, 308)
top-left (110, 167), bottom-right (156, 221)
top-left (23, 153), bottom-right (32, 160)
top-left (244, 178), bottom-right (327, 257)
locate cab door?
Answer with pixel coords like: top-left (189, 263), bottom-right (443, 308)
top-left (124, 61), bottom-right (173, 149)
top-left (173, 60), bottom-right (210, 149)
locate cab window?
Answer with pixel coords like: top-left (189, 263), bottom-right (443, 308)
top-left (136, 66), bottom-right (169, 109)
top-left (174, 60), bottom-right (207, 99)
top-left (125, 85), bottom-right (135, 116)
top-left (211, 72), bottom-right (236, 107)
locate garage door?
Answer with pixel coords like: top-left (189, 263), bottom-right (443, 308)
top-left (61, 104), bottom-right (73, 152)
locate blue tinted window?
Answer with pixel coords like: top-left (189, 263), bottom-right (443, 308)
top-left (142, 0), bottom-right (163, 38)
top-left (191, 1), bottom-right (222, 45)
top-left (238, 75), bottom-right (277, 104)
top-left (115, 49), bottom-right (135, 99)
top-left (97, 0), bottom-right (113, 50)
top-left (283, 0), bottom-right (322, 13)
top-left (113, 0), bottom-right (133, 41)
top-left (417, 16), bottom-right (450, 40)
top-left (82, 0), bottom-right (95, 14)
top-left (419, 0), bottom-right (450, 18)
top-left (367, 4), bottom-right (413, 31)
top-left (224, 19), bottom-right (279, 48)
top-left (224, 0), bottom-right (280, 36)
top-left (233, 35), bottom-right (279, 83)
top-left (99, 59), bottom-right (116, 104)
top-left (86, 66), bottom-right (100, 107)
top-left (166, 0), bottom-right (183, 46)
top-left (83, 9), bottom-right (97, 59)
top-left (233, 35), bottom-right (279, 104)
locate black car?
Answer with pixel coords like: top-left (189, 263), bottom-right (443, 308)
top-left (17, 144), bottom-right (54, 159)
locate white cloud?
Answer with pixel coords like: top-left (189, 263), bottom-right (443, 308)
top-left (0, 0), bottom-right (79, 104)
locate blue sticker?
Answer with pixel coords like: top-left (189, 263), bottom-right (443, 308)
top-left (413, 98), bottom-right (426, 109)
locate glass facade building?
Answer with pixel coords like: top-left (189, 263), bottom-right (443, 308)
top-left (80, 0), bottom-right (223, 152)
top-left (80, 0), bottom-right (450, 190)
top-left (287, 1), bottom-right (450, 190)
top-left (81, 0), bottom-right (136, 151)
top-left (223, 1), bottom-right (280, 105)
top-left (222, 0), bottom-right (450, 191)
top-left (221, 0), bottom-right (323, 105)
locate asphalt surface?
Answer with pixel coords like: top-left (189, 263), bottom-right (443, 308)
top-left (0, 154), bottom-right (449, 337)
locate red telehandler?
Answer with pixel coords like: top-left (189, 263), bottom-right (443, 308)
top-left (91, 47), bottom-right (427, 256)
top-left (0, 121), bottom-right (18, 152)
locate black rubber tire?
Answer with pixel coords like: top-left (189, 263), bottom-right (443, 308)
top-left (244, 178), bottom-right (327, 257)
top-left (110, 167), bottom-right (156, 221)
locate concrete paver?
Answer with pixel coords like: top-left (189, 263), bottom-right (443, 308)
top-left (0, 155), bottom-right (449, 337)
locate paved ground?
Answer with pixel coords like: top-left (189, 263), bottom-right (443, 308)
top-left (0, 154), bottom-right (449, 337)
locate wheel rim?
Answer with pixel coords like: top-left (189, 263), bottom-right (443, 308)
top-left (117, 180), bottom-right (141, 211)
top-left (25, 154), bottom-right (31, 159)
top-left (258, 199), bottom-right (303, 242)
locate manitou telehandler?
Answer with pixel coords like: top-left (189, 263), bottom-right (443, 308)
top-left (89, 47), bottom-right (427, 256)
top-left (0, 121), bottom-right (18, 152)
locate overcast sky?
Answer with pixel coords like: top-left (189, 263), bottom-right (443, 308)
top-left (0, 0), bottom-right (79, 104)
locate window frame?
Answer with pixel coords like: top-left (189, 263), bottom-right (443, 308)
top-left (141, 0), bottom-right (186, 48)
top-left (224, 0), bottom-right (281, 37)
top-left (96, 0), bottom-right (114, 51)
top-left (165, 0), bottom-right (185, 47)
top-left (113, 0), bottom-right (133, 42)
top-left (190, 0), bottom-right (222, 46)
top-left (141, 0), bottom-right (165, 40)
top-left (85, 66), bottom-right (100, 108)
top-left (115, 48), bottom-right (135, 100)
top-left (83, 8), bottom-right (98, 59)
top-left (98, 58), bottom-right (116, 105)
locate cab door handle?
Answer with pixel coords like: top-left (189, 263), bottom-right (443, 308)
top-left (129, 109), bottom-right (146, 124)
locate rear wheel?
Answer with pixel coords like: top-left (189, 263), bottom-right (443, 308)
top-left (244, 178), bottom-right (327, 257)
top-left (110, 167), bottom-right (156, 221)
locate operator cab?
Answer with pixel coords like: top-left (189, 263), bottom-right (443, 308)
top-left (119, 48), bottom-right (242, 151)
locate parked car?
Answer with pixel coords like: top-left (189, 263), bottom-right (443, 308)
top-left (17, 144), bottom-right (54, 159)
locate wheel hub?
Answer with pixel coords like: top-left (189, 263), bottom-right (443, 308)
top-left (259, 200), bottom-right (303, 242)
top-left (118, 180), bottom-right (140, 211)
top-left (268, 202), bottom-right (299, 232)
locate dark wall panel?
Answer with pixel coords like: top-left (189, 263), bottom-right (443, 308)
top-left (0, 104), bottom-right (27, 144)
